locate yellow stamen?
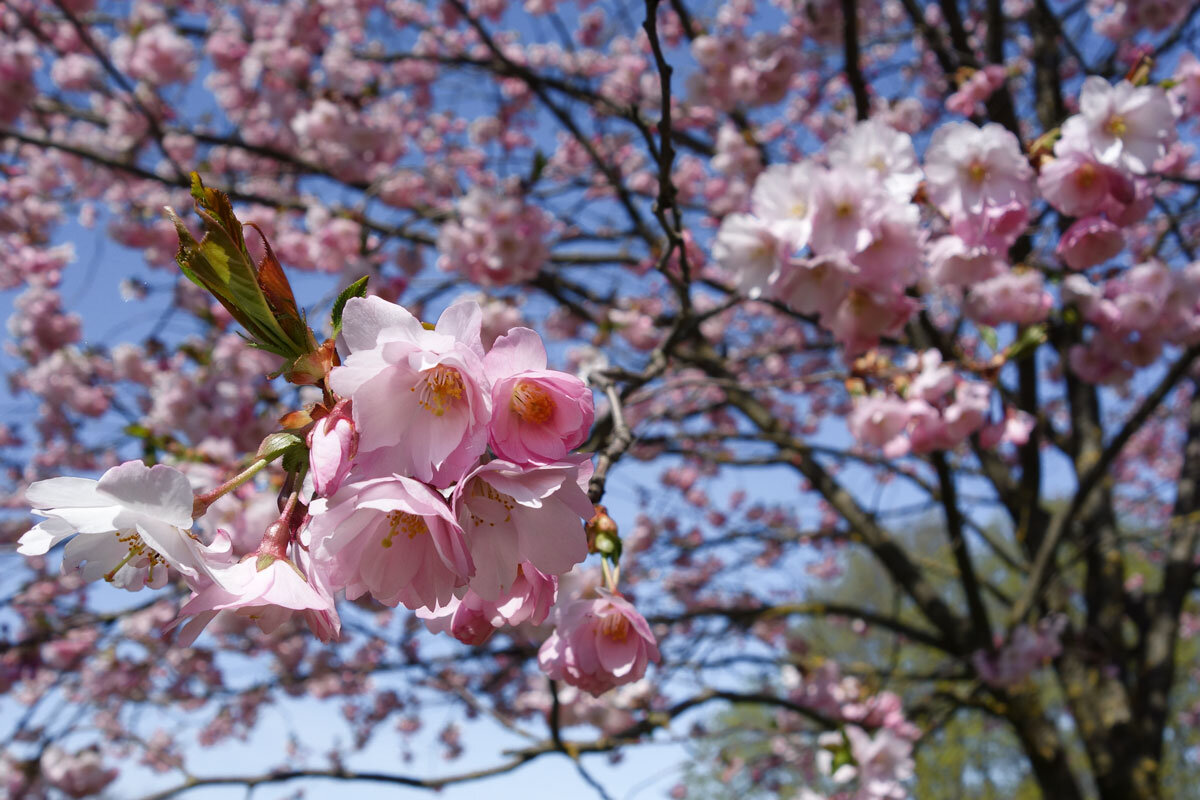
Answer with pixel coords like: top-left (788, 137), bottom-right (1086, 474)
top-left (382, 510), bottom-right (427, 547)
top-left (411, 365), bottom-right (465, 416)
top-left (510, 380), bottom-right (555, 424)
top-left (967, 160), bottom-right (988, 184)
top-left (1106, 115), bottom-right (1127, 138)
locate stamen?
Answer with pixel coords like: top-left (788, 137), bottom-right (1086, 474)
top-left (411, 365), bottom-right (465, 417)
top-left (599, 613), bottom-right (630, 642)
top-left (510, 380), bottom-right (555, 424)
top-left (383, 510), bottom-right (428, 547)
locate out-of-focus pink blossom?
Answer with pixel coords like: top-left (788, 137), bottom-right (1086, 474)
top-left (1056, 216), bottom-right (1124, 270)
top-left (538, 590), bottom-right (660, 696)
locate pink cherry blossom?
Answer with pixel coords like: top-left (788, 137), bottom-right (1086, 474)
top-left (308, 399), bottom-right (358, 497)
top-left (827, 118), bottom-right (923, 202)
top-left (923, 121), bottom-right (1033, 218)
top-left (176, 549), bottom-right (339, 644)
top-left (330, 297), bottom-right (491, 486)
top-left (1058, 77), bottom-right (1176, 175)
top-left (713, 213), bottom-right (782, 297)
top-left (39, 747), bottom-right (117, 799)
top-left (418, 562), bottom-right (557, 645)
top-left (307, 473), bottom-right (473, 611)
top-left (483, 327), bottom-right (595, 465)
top-left (538, 590), bottom-right (660, 696)
top-left (1056, 216), bottom-right (1124, 270)
top-left (453, 457), bottom-right (593, 601)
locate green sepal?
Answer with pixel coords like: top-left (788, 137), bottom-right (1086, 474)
top-left (256, 432), bottom-right (303, 462)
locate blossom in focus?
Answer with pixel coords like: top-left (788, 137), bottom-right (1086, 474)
top-left (537, 589), bottom-right (660, 696)
top-left (418, 563), bottom-right (557, 645)
top-left (483, 327), bottom-right (594, 465)
top-left (175, 546), bottom-right (339, 644)
top-left (307, 474), bottom-right (474, 610)
top-left (330, 297), bottom-right (491, 486)
top-left (19, 460), bottom-right (207, 591)
top-left (453, 457), bottom-right (593, 601)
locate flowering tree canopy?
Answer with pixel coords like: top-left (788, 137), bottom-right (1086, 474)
top-left (3, 0), bottom-right (1200, 798)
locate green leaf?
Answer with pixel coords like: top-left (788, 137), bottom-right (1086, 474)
top-left (165, 173), bottom-right (313, 360)
top-left (330, 275), bottom-right (370, 338)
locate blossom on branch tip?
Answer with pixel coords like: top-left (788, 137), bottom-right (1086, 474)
top-left (307, 474), bottom-right (474, 611)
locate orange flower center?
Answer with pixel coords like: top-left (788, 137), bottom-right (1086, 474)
top-left (510, 380), bottom-right (555, 424)
top-left (599, 612), bottom-right (630, 642)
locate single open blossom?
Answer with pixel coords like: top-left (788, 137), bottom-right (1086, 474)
top-left (537, 590), bottom-right (660, 696)
top-left (1038, 149), bottom-right (1132, 218)
top-left (923, 121), bottom-right (1033, 218)
top-left (483, 327), bottom-right (594, 465)
top-left (19, 460), bottom-right (207, 591)
top-left (329, 297), bottom-right (491, 486)
top-left (1058, 77), bottom-right (1176, 174)
top-left (307, 399), bottom-right (357, 497)
top-left (453, 457), bottom-right (593, 601)
top-left (308, 474), bottom-right (474, 610)
top-left (1056, 216), bottom-right (1124, 270)
top-left (176, 547), bottom-right (338, 644)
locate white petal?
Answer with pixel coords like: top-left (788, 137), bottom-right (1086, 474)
top-left (17, 518), bottom-right (76, 556)
top-left (96, 461), bottom-right (194, 528)
top-left (26, 477), bottom-right (105, 510)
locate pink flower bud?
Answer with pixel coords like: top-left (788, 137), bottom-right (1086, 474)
top-left (308, 399), bottom-right (357, 497)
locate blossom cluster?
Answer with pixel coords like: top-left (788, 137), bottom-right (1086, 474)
top-left (436, 187), bottom-right (554, 286)
top-left (19, 297), bottom-right (659, 697)
top-left (847, 349), bottom-right (1034, 457)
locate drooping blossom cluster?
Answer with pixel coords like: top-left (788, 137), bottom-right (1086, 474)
top-left (20, 295), bottom-right (659, 696)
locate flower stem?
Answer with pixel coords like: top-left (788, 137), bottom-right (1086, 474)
top-left (192, 457), bottom-right (270, 518)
